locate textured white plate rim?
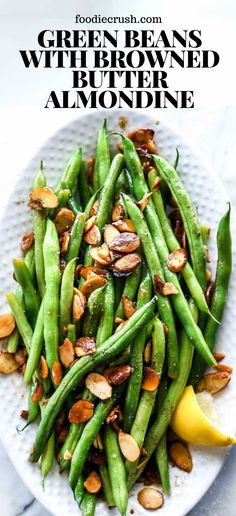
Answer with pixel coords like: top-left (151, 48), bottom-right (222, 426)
top-left (0, 108), bottom-right (235, 516)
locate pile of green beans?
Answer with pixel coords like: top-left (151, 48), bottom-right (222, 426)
top-left (3, 121), bottom-right (232, 515)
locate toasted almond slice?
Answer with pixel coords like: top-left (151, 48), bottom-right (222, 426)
top-left (104, 365), bottom-right (132, 385)
top-left (115, 321), bottom-right (127, 333)
top-left (69, 399), bottom-right (94, 424)
top-left (20, 410), bottom-right (29, 420)
top-left (109, 232), bottom-right (140, 254)
top-left (213, 352), bottom-right (225, 362)
top-left (39, 356), bottom-right (49, 379)
top-left (215, 363), bottom-right (233, 374)
top-left (31, 382), bottom-right (44, 403)
top-left (73, 290), bottom-right (86, 321)
top-left (28, 187), bottom-right (58, 210)
top-left (118, 432), bottom-right (140, 462)
top-left (63, 450), bottom-right (72, 461)
top-left (115, 317), bottom-right (125, 324)
top-left (84, 470), bottom-right (102, 494)
top-left (154, 274), bottom-right (178, 296)
top-left (122, 295), bottom-right (136, 318)
top-left (98, 243), bottom-right (111, 261)
top-left (104, 224), bottom-right (120, 245)
top-left (59, 231), bottom-right (70, 254)
top-left (196, 371), bottom-right (231, 394)
top-left (59, 338), bottom-right (75, 368)
top-left (169, 441), bottom-right (193, 473)
top-left (93, 432), bottom-right (104, 450)
top-left (54, 208), bottom-right (75, 235)
top-left (79, 266), bottom-right (106, 280)
top-left (112, 204), bottom-right (125, 222)
top-left (205, 281), bottom-right (215, 306)
top-left (151, 176), bottom-right (161, 190)
top-left (136, 193), bottom-right (152, 212)
top-left (112, 253), bottom-right (141, 276)
top-left (84, 225), bottom-right (101, 246)
top-left (80, 274), bottom-right (107, 297)
top-left (87, 270), bottom-right (101, 281)
top-left (128, 128), bottom-right (154, 145)
top-left (163, 322), bottom-right (169, 335)
top-left (87, 157), bottom-right (95, 184)
top-left (58, 428), bottom-right (69, 444)
top-left (84, 215), bottom-right (97, 233)
top-left (113, 218), bottom-right (136, 233)
top-left (143, 340), bottom-right (152, 363)
top-left (14, 347), bottom-right (27, 366)
top-left (0, 352), bottom-right (20, 374)
top-left (90, 246), bottom-right (113, 266)
top-left (138, 487), bottom-right (164, 510)
top-left (52, 361), bottom-right (63, 386)
top-left (75, 337), bottom-right (96, 357)
top-left (21, 232), bottom-right (34, 253)
top-left (0, 313), bottom-right (16, 339)
top-left (106, 405), bottom-right (123, 425)
top-left (90, 199), bottom-right (99, 217)
top-left (85, 372), bottom-right (112, 400)
top-left (167, 249), bottom-right (187, 273)
top-left (142, 366), bottom-right (160, 392)
top-left (146, 139), bottom-right (157, 153)
top-left (204, 244), bottom-right (210, 263)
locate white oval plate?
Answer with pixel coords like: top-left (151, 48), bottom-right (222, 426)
top-left (0, 110), bottom-right (236, 516)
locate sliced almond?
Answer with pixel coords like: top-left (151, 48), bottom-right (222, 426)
top-left (104, 365), bottom-right (132, 385)
top-left (106, 405), bottom-right (123, 425)
top-left (118, 432), bottom-right (140, 462)
top-left (79, 266), bottom-right (106, 280)
top-left (52, 361), bottom-right (63, 386)
top-left (205, 281), bottom-right (215, 306)
top-left (0, 313), bottom-right (16, 339)
top-left (122, 295), bottom-right (136, 318)
top-left (98, 243), bottom-right (112, 261)
top-left (31, 382), bottom-right (44, 403)
top-left (115, 321), bottom-right (127, 333)
top-left (59, 338), bottom-right (75, 368)
top-left (93, 432), bottom-right (104, 450)
top-left (115, 317), bottom-right (125, 324)
top-left (69, 399), bottom-right (94, 424)
top-left (80, 274), bottom-right (107, 298)
top-left (154, 274), bottom-right (178, 296)
top-left (109, 232), bottom-right (140, 254)
top-left (21, 232), bottom-right (34, 254)
top-left (167, 249), bottom-right (187, 273)
top-left (84, 470), bottom-right (102, 494)
top-left (84, 215), bottom-right (97, 233)
top-left (151, 176), bottom-right (161, 190)
top-left (113, 219), bottom-right (136, 233)
top-left (104, 224), bottom-right (120, 245)
top-left (215, 363), bottom-right (233, 374)
top-left (28, 187), bottom-right (58, 210)
top-left (142, 367), bottom-right (160, 392)
top-left (85, 372), bottom-right (112, 400)
top-left (136, 193), bottom-right (152, 212)
top-left (169, 441), bottom-right (193, 473)
top-left (58, 428), bottom-right (69, 444)
top-left (90, 246), bottom-right (113, 266)
top-left (87, 157), bottom-right (95, 185)
top-left (143, 340), bottom-right (152, 363)
top-left (39, 356), bottom-right (49, 379)
top-left (75, 337), bottom-right (96, 357)
top-left (14, 347), bottom-right (27, 366)
top-left (20, 410), bottom-right (29, 421)
top-left (137, 487), bottom-right (164, 510)
top-left (196, 371), bottom-right (231, 394)
top-left (73, 290), bottom-right (86, 321)
top-left (90, 199), bottom-right (99, 217)
top-left (213, 352), bottom-right (225, 362)
top-left (112, 204), bottom-right (125, 222)
top-left (59, 232), bottom-right (70, 254)
top-left (54, 208), bottom-right (75, 235)
top-left (112, 253), bottom-right (141, 276)
top-left (204, 244), bottom-right (210, 263)
top-left (0, 352), bottom-right (20, 374)
top-left (128, 128), bottom-right (155, 145)
top-left (84, 225), bottom-right (101, 246)
top-left (63, 450), bottom-right (72, 461)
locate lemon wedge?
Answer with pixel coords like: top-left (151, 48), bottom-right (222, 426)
top-left (171, 385), bottom-right (236, 446)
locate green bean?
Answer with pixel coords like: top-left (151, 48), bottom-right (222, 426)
top-left (132, 299), bottom-right (198, 486)
top-left (126, 316), bottom-right (165, 488)
top-left (104, 425), bottom-right (128, 516)
top-left (24, 300), bottom-right (44, 384)
top-left (81, 493), bottom-right (96, 516)
top-left (30, 297), bottom-right (155, 462)
top-left (68, 193), bottom-right (82, 216)
top-left (58, 188), bottom-right (70, 208)
top-left (189, 206), bottom-right (232, 385)
top-left (20, 381), bottom-right (40, 430)
top-left (96, 273), bottom-right (115, 346)
top-left (115, 264), bottom-right (141, 319)
top-left (201, 225), bottom-right (211, 245)
top-left (123, 264), bottom-right (152, 432)
top-left (99, 464), bottom-right (115, 507)
top-left (41, 431), bottom-right (55, 488)
top-left (78, 161), bottom-right (91, 209)
top-left (67, 323), bottom-right (76, 344)
top-left (94, 119), bottom-right (110, 191)
top-left (69, 387), bottom-right (123, 488)
top-left (32, 164), bottom-right (46, 298)
top-left (7, 329), bottom-right (19, 353)
top-left (6, 292), bottom-right (32, 354)
top-left (173, 148), bottom-right (180, 170)
top-left (124, 168), bottom-right (135, 196)
top-left (65, 212), bottom-right (86, 264)
top-left (13, 258), bottom-right (40, 328)
top-left (96, 153), bottom-right (124, 232)
top-left (24, 246), bottom-right (35, 279)
top-left (82, 285), bottom-right (106, 338)
top-left (148, 168), bottom-right (211, 316)
top-left (153, 155), bottom-right (207, 291)
top-left (55, 147), bottom-right (82, 195)
top-left (114, 276), bottom-right (125, 312)
top-left (123, 194), bottom-right (216, 368)
top-left (43, 220), bottom-right (61, 372)
top-left (155, 433), bottom-right (170, 494)
top-left (74, 475), bottom-right (84, 508)
top-left (109, 348), bottom-right (131, 367)
top-left (59, 259), bottom-right (76, 340)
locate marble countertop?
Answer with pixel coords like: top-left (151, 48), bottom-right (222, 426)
top-left (0, 106), bottom-right (236, 516)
